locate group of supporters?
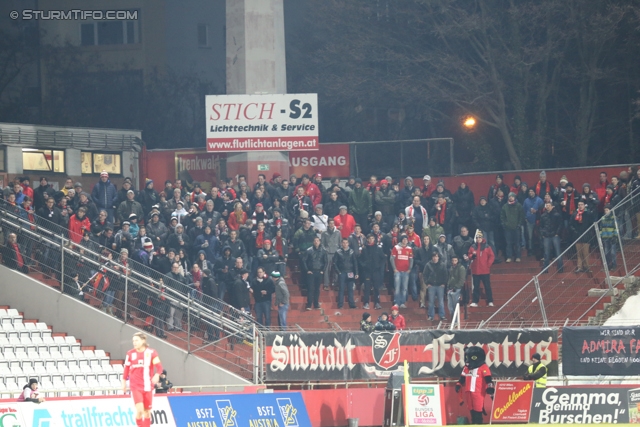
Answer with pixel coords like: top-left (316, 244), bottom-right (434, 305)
top-left (1, 166), bottom-right (639, 328)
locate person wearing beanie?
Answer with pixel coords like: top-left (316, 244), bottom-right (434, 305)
top-left (270, 270), bottom-right (289, 329)
top-left (400, 176), bottom-right (417, 207)
top-left (389, 304), bottom-right (406, 330)
top-left (348, 177), bottom-right (372, 234)
top-left (488, 173), bottom-right (510, 201)
top-left (391, 233), bottom-right (413, 308)
top-left (18, 378), bottom-right (45, 403)
top-left (500, 190), bottom-right (524, 262)
top-left (360, 312), bottom-right (374, 333)
top-left (579, 182), bottom-right (599, 212)
top-left (91, 171), bottom-right (118, 222)
top-left (375, 178), bottom-right (396, 227)
top-left (523, 352), bottom-right (547, 388)
top-left (509, 175), bottom-right (522, 194)
top-left (374, 312), bottom-right (396, 331)
top-left (430, 180), bottom-right (452, 211)
top-left (155, 369), bottom-right (173, 394)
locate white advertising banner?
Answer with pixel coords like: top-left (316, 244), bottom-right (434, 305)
top-left (404, 384), bottom-right (445, 426)
top-left (5, 396), bottom-right (175, 427)
top-left (205, 93), bottom-right (319, 152)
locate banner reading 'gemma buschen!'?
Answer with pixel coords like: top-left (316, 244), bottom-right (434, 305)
top-left (562, 326), bottom-right (640, 376)
top-left (264, 329), bottom-right (558, 381)
top-left (206, 94), bottom-right (318, 152)
top-left (530, 387), bottom-right (630, 424)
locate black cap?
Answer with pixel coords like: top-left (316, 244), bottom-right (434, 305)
top-left (496, 174), bottom-right (504, 179)
top-left (532, 353), bottom-right (541, 361)
top-left (239, 268), bottom-right (249, 275)
top-left (362, 312), bottom-right (371, 321)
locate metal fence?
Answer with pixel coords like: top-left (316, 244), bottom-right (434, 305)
top-left (0, 199), bottom-right (264, 383)
top-left (350, 138), bottom-right (454, 178)
top-left (479, 185), bottom-right (640, 329)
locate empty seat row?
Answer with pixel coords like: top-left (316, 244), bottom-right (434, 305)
top-left (0, 372), bottom-right (123, 398)
top-left (0, 309), bottom-right (23, 321)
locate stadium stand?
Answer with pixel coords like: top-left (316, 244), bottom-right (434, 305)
top-left (0, 306), bottom-right (124, 398)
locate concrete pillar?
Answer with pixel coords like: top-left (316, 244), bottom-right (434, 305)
top-left (5, 146), bottom-right (23, 174)
top-left (66, 148), bottom-right (82, 177)
top-left (226, 0), bottom-right (288, 184)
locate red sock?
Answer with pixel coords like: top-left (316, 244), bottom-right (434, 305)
top-left (135, 419), bottom-right (143, 427)
top-left (142, 417), bottom-right (151, 427)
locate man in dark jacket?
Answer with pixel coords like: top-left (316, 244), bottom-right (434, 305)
top-left (231, 269), bottom-right (251, 312)
top-left (91, 171), bottom-right (118, 223)
top-left (375, 179), bottom-right (396, 230)
top-left (422, 252), bottom-right (448, 321)
top-left (540, 202), bottom-right (564, 273)
top-left (453, 182), bottom-right (475, 234)
top-left (348, 178), bottom-right (372, 234)
top-left (361, 234), bottom-right (386, 310)
top-left (214, 246), bottom-right (235, 299)
top-left (166, 262), bottom-right (189, 331)
top-left (302, 236), bottom-right (327, 310)
top-left (452, 226), bottom-right (474, 268)
top-left (251, 267), bottom-right (275, 327)
top-left (472, 196), bottom-right (496, 254)
top-left (34, 177), bottom-right (56, 212)
top-left (487, 174), bottom-right (510, 201)
top-left (501, 192), bottom-right (525, 263)
top-left (139, 179), bottom-right (159, 216)
top-left (374, 312), bottom-right (396, 331)
top-left (333, 238), bottom-right (358, 309)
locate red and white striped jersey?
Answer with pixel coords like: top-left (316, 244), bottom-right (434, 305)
top-left (123, 347), bottom-right (163, 392)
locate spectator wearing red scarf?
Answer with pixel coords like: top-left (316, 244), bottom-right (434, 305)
top-left (295, 174), bottom-right (322, 208)
top-left (3, 233), bottom-right (28, 273)
top-left (535, 171), bottom-right (555, 201)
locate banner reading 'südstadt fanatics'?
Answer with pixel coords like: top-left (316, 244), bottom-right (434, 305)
top-left (264, 329), bottom-right (558, 381)
top-left (562, 326), bottom-right (640, 376)
top-left (206, 93), bottom-right (319, 152)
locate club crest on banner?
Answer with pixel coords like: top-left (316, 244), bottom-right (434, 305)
top-left (372, 331), bottom-right (401, 370)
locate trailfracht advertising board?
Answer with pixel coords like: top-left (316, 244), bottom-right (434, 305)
top-left (206, 94), bottom-right (318, 152)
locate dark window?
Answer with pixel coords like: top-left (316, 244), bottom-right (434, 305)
top-left (81, 24), bottom-right (95, 46)
top-left (97, 21), bottom-right (124, 45)
top-left (126, 21), bottom-right (135, 44)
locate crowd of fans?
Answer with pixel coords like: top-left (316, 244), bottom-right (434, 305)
top-left (1, 166), bottom-right (639, 331)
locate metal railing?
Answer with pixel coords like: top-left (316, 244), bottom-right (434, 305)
top-left (0, 199), bottom-right (265, 382)
top-left (480, 184), bottom-right (640, 329)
